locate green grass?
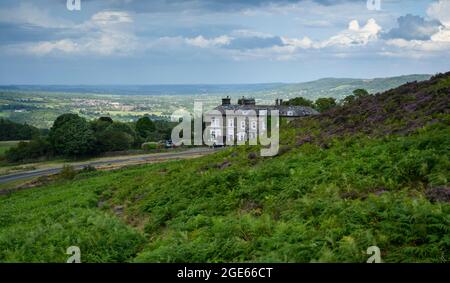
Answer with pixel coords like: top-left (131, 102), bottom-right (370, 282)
top-left (0, 123), bottom-right (448, 263)
top-left (0, 176), bottom-right (144, 262)
top-left (0, 141), bottom-right (22, 156)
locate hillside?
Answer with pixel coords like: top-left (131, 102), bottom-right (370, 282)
top-left (0, 73), bottom-right (448, 263)
top-left (288, 72), bottom-right (449, 144)
top-left (277, 74), bottom-right (432, 101)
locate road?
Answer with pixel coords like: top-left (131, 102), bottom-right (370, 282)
top-left (0, 148), bottom-right (218, 185)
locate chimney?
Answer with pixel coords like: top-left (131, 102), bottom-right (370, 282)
top-left (222, 96), bottom-right (231, 106)
top-left (244, 98), bottom-right (256, 106)
top-left (275, 99), bottom-right (279, 106)
top-left (279, 99), bottom-right (283, 105)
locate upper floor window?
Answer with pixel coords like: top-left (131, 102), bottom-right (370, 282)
top-left (240, 121), bottom-right (246, 129)
top-left (251, 121), bottom-right (257, 130)
top-left (228, 119), bottom-right (234, 127)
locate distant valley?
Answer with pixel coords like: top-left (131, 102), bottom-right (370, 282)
top-left (0, 74), bottom-right (432, 129)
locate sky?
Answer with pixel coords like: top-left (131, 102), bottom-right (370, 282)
top-left (0, 0), bottom-right (449, 84)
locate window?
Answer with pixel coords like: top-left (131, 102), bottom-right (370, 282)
top-left (251, 121), bottom-right (257, 130)
top-left (261, 121), bottom-right (266, 130)
top-left (287, 111), bottom-right (294, 116)
top-left (228, 119), bottom-right (234, 127)
top-left (211, 130), bottom-right (216, 139)
top-left (240, 121), bottom-right (246, 129)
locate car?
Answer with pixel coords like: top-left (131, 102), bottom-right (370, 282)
top-left (165, 140), bottom-right (174, 148)
top-left (211, 143), bottom-right (224, 148)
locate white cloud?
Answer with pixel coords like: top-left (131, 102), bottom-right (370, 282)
top-left (0, 2), bottom-right (70, 28)
top-left (431, 26), bottom-right (450, 42)
top-left (27, 39), bottom-right (79, 55)
top-left (21, 11), bottom-right (138, 56)
top-left (230, 30), bottom-right (274, 39)
top-left (381, 1), bottom-right (450, 58)
top-left (185, 35), bottom-right (231, 48)
top-left (90, 11), bottom-right (133, 26)
top-left (177, 19), bottom-right (383, 61)
top-left (427, 0), bottom-right (450, 27)
top-left (281, 36), bottom-right (313, 49)
top-left (7, 1), bottom-right (447, 61)
top-left (317, 19), bottom-right (381, 48)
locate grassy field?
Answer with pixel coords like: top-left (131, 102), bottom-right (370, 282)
top-left (0, 123), bottom-right (448, 262)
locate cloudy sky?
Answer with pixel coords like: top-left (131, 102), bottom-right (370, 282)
top-left (0, 0), bottom-right (449, 84)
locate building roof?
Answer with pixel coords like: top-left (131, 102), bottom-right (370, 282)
top-left (211, 104), bottom-right (319, 117)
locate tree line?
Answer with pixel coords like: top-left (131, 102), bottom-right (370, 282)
top-left (4, 114), bottom-right (176, 162)
top-left (0, 118), bottom-right (43, 141)
top-left (282, 89), bottom-right (370, 111)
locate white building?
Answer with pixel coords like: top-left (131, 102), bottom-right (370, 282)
top-left (205, 97), bottom-right (319, 145)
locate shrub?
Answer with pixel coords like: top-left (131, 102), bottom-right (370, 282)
top-left (59, 165), bottom-right (77, 180)
top-left (5, 138), bottom-right (51, 162)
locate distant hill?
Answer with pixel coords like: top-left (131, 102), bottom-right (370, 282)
top-left (0, 84), bottom-right (285, 96)
top-left (0, 74), bottom-right (431, 98)
top-left (277, 74), bottom-right (432, 101)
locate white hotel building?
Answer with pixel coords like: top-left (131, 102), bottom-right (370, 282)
top-left (205, 97), bottom-right (319, 145)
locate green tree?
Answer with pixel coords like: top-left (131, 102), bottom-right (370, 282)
top-left (343, 89), bottom-right (370, 106)
top-left (343, 95), bottom-right (355, 105)
top-left (91, 117), bottom-right (113, 133)
top-left (282, 97), bottom-right (314, 107)
top-left (353, 89), bottom-right (370, 98)
top-left (95, 122), bottom-right (136, 152)
top-left (315, 97), bottom-right (337, 112)
top-left (5, 137), bottom-right (51, 162)
top-left (0, 118), bottom-right (40, 141)
top-left (49, 114), bottom-right (96, 157)
top-left (136, 116), bottom-right (156, 139)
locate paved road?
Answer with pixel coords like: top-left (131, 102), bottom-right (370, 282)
top-left (0, 148), bottom-right (218, 185)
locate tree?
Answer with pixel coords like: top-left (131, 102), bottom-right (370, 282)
top-left (0, 118), bottom-right (40, 141)
top-left (5, 137), bottom-right (51, 162)
top-left (343, 89), bottom-right (370, 106)
top-left (95, 122), bottom-right (136, 152)
top-left (353, 89), bottom-right (370, 98)
top-left (343, 95), bottom-right (355, 105)
top-left (315, 97), bottom-right (337, 112)
top-left (136, 116), bottom-right (156, 139)
top-left (282, 97), bottom-right (314, 107)
top-left (98, 117), bottom-right (113, 123)
top-left (49, 114), bottom-right (96, 157)
top-left (91, 117), bottom-right (113, 133)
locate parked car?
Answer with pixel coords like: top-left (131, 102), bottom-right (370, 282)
top-left (211, 142), bottom-right (224, 148)
top-left (165, 140), bottom-right (174, 149)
